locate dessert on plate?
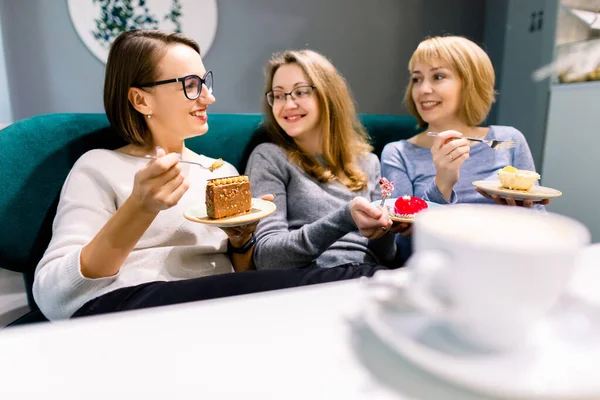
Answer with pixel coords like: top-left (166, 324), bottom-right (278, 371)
top-left (497, 165), bottom-right (540, 191)
top-left (205, 175), bottom-right (252, 219)
top-left (378, 178), bottom-right (428, 220)
top-left (391, 195), bottom-right (429, 219)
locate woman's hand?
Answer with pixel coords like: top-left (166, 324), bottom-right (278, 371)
top-left (129, 147), bottom-right (190, 213)
top-left (475, 188), bottom-right (550, 208)
top-left (220, 194), bottom-right (275, 247)
top-left (350, 196), bottom-right (392, 240)
top-left (390, 221), bottom-right (413, 237)
top-left (81, 147), bottom-right (189, 279)
top-left (431, 130), bottom-right (470, 200)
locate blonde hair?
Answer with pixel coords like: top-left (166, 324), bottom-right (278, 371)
top-left (263, 50), bottom-right (372, 192)
top-left (404, 36), bottom-right (496, 128)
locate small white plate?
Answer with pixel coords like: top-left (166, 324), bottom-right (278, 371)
top-left (362, 268), bottom-right (600, 399)
top-left (184, 198), bottom-right (276, 228)
top-left (473, 180), bottom-right (562, 201)
top-left (371, 198), bottom-right (442, 223)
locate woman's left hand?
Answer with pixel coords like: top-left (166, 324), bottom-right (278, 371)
top-left (220, 194), bottom-right (274, 247)
top-left (350, 197), bottom-right (393, 240)
top-left (390, 221), bottom-right (413, 237)
top-left (476, 188), bottom-right (550, 208)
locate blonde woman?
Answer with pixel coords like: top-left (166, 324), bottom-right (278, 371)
top-left (381, 36), bottom-right (547, 210)
top-left (246, 50), bottom-right (399, 271)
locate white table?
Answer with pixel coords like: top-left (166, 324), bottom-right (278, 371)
top-left (1, 244), bottom-right (598, 400)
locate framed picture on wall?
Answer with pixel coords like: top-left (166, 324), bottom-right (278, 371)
top-left (67, 0), bottom-right (218, 64)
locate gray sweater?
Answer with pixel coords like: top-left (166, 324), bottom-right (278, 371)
top-left (246, 143), bottom-right (396, 269)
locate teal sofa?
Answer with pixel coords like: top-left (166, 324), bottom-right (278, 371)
top-left (0, 113), bottom-right (419, 326)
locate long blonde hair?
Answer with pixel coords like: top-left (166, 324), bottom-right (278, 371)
top-left (404, 36), bottom-right (496, 128)
top-left (263, 50), bottom-right (372, 192)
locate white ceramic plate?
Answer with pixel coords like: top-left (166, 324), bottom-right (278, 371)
top-left (184, 198), bottom-right (276, 228)
top-left (371, 198), bottom-right (442, 223)
top-left (362, 266), bottom-right (600, 399)
top-left (473, 180), bottom-right (562, 201)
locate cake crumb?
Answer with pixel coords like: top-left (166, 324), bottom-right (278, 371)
top-left (209, 158), bottom-right (224, 172)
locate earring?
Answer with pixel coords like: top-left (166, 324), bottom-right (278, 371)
top-left (146, 114), bottom-right (152, 119)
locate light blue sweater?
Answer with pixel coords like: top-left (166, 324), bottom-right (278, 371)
top-left (381, 125), bottom-right (542, 205)
top-left (381, 125), bottom-right (544, 261)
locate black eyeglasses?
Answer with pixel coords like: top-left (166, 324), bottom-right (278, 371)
top-left (266, 85), bottom-right (316, 107)
top-left (136, 71), bottom-right (213, 100)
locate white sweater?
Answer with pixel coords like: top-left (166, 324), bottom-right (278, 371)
top-left (33, 149), bottom-right (239, 320)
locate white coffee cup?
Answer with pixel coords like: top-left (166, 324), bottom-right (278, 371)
top-left (405, 204), bottom-right (590, 351)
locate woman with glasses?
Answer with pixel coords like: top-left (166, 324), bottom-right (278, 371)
top-left (246, 50), bottom-right (399, 271)
top-left (33, 31), bottom-right (388, 321)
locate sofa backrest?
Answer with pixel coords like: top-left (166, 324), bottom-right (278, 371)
top-left (188, 114), bottom-right (420, 170)
top-left (0, 112), bottom-right (417, 299)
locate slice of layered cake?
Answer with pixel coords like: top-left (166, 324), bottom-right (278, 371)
top-left (206, 176), bottom-right (252, 219)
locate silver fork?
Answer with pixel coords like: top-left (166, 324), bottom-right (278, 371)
top-left (144, 155), bottom-right (213, 170)
top-left (427, 132), bottom-right (516, 150)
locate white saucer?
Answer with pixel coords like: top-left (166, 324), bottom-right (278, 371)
top-left (473, 180), bottom-right (562, 201)
top-left (362, 270), bottom-right (600, 399)
top-left (184, 198), bottom-right (276, 228)
top-left (371, 199), bottom-right (442, 223)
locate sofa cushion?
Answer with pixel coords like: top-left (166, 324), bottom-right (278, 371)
top-left (0, 114), bottom-right (121, 276)
top-left (360, 114), bottom-right (419, 156)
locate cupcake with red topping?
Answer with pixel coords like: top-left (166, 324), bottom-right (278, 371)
top-left (393, 195), bottom-right (428, 219)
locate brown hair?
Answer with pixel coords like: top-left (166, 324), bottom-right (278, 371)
top-left (404, 36), bottom-right (496, 128)
top-left (263, 50), bottom-right (372, 192)
top-left (104, 30), bottom-right (200, 146)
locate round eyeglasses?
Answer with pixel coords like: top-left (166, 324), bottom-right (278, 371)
top-left (266, 85), bottom-right (316, 107)
top-left (136, 71), bottom-right (213, 100)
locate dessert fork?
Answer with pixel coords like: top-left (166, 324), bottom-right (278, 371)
top-left (427, 132), bottom-right (516, 150)
top-left (144, 155), bottom-right (218, 170)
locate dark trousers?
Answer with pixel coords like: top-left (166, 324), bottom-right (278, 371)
top-left (72, 263), bottom-right (386, 318)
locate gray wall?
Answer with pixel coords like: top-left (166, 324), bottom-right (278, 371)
top-left (484, 0), bottom-right (559, 171)
top-left (0, 0), bottom-right (485, 120)
top-left (0, 18), bottom-right (22, 327)
top-left (0, 18), bottom-right (11, 123)
top-left (542, 82), bottom-right (600, 243)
